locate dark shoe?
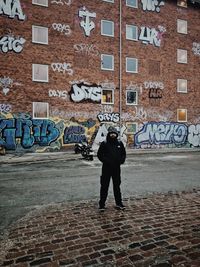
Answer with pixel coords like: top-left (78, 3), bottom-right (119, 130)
top-left (99, 206), bottom-right (106, 212)
top-left (115, 204), bottom-right (126, 210)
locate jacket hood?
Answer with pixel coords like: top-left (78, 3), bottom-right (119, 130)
top-left (107, 126), bottom-right (118, 141)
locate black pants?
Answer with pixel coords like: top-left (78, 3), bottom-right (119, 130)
top-left (99, 163), bottom-right (122, 207)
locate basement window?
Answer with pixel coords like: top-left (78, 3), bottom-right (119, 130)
top-left (126, 0), bottom-right (138, 8)
top-left (177, 79), bottom-right (187, 93)
top-left (177, 19), bottom-right (187, 34)
top-left (32, 25), bottom-right (48, 44)
top-left (177, 109), bottom-right (187, 122)
top-left (32, 64), bottom-right (49, 82)
top-left (177, 49), bottom-right (187, 64)
top-left (101, 89), bottom-right (114, 104)
top-left (33, 102), bottom-right (49, 119)
top-left (32, 0), bottom-right (48, 7)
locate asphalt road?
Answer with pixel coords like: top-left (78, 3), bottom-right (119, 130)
top-left (0, 151), bottom-right (200, 238)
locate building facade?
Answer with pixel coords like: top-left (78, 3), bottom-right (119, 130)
top-left (0, 0), bottom-right (200, 153)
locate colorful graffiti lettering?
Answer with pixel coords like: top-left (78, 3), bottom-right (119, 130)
top-left (0, 118), bottom-right (60, 150)
top-left (63, 125), bottom-right (87, 144)
top-left (135, 122), bottom-right (187, 146)
top-left (0, 0), bottom-right (25, 20)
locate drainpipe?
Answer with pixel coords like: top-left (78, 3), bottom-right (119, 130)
top-left (119, 0), bottom-right (122, 140)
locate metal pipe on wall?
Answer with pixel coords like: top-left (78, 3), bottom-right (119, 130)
top-left (119, 0), bottom-right (122, 140)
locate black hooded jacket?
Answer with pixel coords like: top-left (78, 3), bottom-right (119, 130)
top-left (97, 132), bottom-right (126, 166)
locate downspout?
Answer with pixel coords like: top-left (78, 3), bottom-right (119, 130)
top-left (119, 0), bottom-right (122, 140)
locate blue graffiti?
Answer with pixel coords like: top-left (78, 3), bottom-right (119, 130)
top-left (63, 125), bottom-right (87, 144)
top-left (134, 122), bottom-right (188, 146)
top-left (0, 118), bottom-right (60, 150)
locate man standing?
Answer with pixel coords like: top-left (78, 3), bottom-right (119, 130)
top-left (97, 126), bottom-right (126, 211)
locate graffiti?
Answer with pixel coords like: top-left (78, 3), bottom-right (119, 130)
top-left (51, 63), bottom-right (73, 75)
top-left (149, 88), bottom-right (162, 98)
top-left (144, 81), bottom-right (164, 89)
top-left (63, 125), bottom-right (87, 144)
top-left (121, 107), bottom-right (147, 122)
top-left (146, 108), bottom-right (173, 121)
top-left (0, 103), bottom-right (11, 113)
top-left (135, 122), bottom-right (187, 146)
top-left (139, 26), bottom-right (166, 47)
top-left (0, 0), bottom-right (25, 20)
top-left (100, 104), bottom-right (114, 113)
top-left (188, 124), bottom-right (200, 147)
top-left (51, 109), bottom-right (99, 120)
top-left (0, 35), bottom-right (25, 53)
top-left (74, 43), bottom-right (99, 56)
top-left (100, 81), bottom-right (115, 90)
top-left (141, 0), bottom-right (165, 12)
top-left (192, 42), bottom-right (200, 56)
top-left (126, 82), bottom-right (142, 93)
top-left (51, 0), bottom-right (72, 5)
top-left (97, 113), bottom-right (120, 123)
top-left (79, 119), bottom-right (96, 129)
top-left (79, 6), bottom-right (96, 37)
top-left (69, 83), bottom-right (102, 103)
top-left (0, 118), bottom-right (60, 150)
top-left (52, 23), bottom-right (71, 36)
top-left (49, 89), bottom-right (68, 100)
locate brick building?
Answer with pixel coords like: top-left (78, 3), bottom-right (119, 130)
top-left (0, 0), bottom-right (200, 153)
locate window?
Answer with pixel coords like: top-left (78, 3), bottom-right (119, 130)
top-left (101, 89), bottom-right (114, 104)
top-left (33, 102), bottom-right (49, 119)
top-left (177, 49), bottom-right (187, 64)
top-left (101, 54), bottom-right (114, 71)
top-left (177, 79), bottom-right (187, 93)
top-left (101, 20), bottom-right (114, 37)
top-left (177, 19), bottom-right (187, 34)
top-left (126, 25), bottom-right (138, 41)
top-left (32, 0), bottom-right (48, 6)
top-left (177, 0), bottom-right (187, 7)
top-left (102, 0), bottom-right (114, 2)
top-left (126, 90), bottom-right (138, 105)
top-left (126, 0), bottom-right (138, 8)
top-left (126, 122), bottom-right (138, 134)
top-left (32, 64), bottom-right (49, 82)
top-left (177, 109), bottom-right (187, 122)
top-left (126, 57), bottom-right (138, 73)
top-left (32, 26), bottom-right (48, 44)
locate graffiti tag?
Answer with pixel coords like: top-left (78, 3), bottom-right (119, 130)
top-left (79, 6), bottom-right (96, 37)
top-left (51, 0), bottom-right (72, 5)
top-left (49, 89), bottom-right (68, 100)
top-left (144, 81), bottom-right (164, 89)
top-left (0, 104), bottom-right (11, 113)
top-left (0, 118), bottom-right (60, 150)
top-left (0, 0), bottom-right (25, 20)
top-left (0, 35), bottom-right (25, 53)
top-left (74, 43), bottom-right (99, 56)
top-left (69, 83), bottom-right (101, 103)
top-left (52, 23), bottom-right (71, 36)
top-left (188, 124), bottom-right (200, 147)
top-left (63, 125), bottom-right (87, 144)
top-left (139, 26), bottom-right (166, 47)
top-left (51, 63), bottom-right (73, 75)
top-left (97, 112), bottom-right (120, 123)
top-left (135, 122), bottom-right (187, 146)
top-left (192, 42), bottom-right (200, 56)
top-left (141, 0), bottom-right (165, 12)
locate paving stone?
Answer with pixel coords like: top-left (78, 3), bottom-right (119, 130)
top-left (1, 191), bottom-right (200, 267)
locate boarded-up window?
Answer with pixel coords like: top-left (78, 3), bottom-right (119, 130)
top-left (32, 26), bottom-right (48, 44)
top-left (32, 64), bottom-right (49, 82)
top-left (33, 102), bottom-right (49, 119)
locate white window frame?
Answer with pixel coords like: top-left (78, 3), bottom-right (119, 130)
top-left (102, 0), bottom-right (114, 2)
top-left (177, 19), bottom-right (187, 34)
top-left (177, 79), bottom-right (187, 93)
top-left (126, 25), bottom-right (138, 41)
top-left (101, 54), bottom-right (114, 71)
top-left (177, 49), bottom-right (187, 64)
top-left (126, 122), bottom-right (138, 134)
top-left (126, 90), bottom-right (138, 105)
top-left (126, 57), bottom-right (138, 73)
top-left (32, 0), bottom-right (48, 7)
top-left (101, 20), bottom-right (114, 37)
top-left (177, 109), bottom-right (187, 122)
top-left (32, 102), bottom-right (49, 119)
top-left (126, 0), bottom-right (138, 8)
top-left (32, 25), bottom-right (48, 45)
top-left (32, 64), bottom-right (49, 82)
top-left (101, 89), bottom-right (114, 104)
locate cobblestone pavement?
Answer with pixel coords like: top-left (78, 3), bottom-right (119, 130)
top-left (0, 190), bottom-right (200, 267)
